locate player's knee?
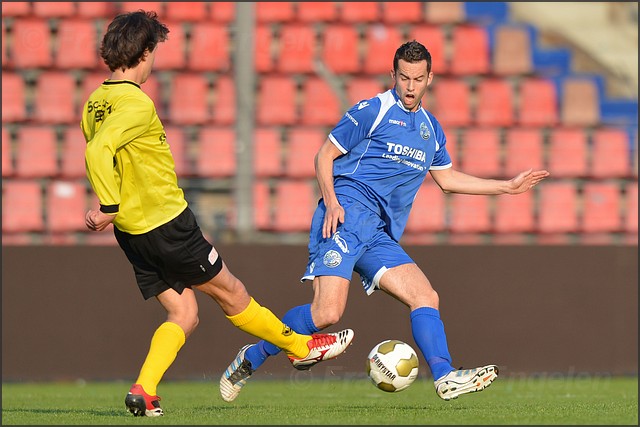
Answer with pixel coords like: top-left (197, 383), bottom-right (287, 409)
top-left (314, 308), bottom-right (342, 329)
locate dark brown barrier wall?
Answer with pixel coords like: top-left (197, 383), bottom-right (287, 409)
top-left (2, 245), bottom-right (637, 382)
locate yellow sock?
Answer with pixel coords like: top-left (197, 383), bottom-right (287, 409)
top-left (226, 298), bottom-right (310, 358)
top-left (135, 322), bottom-right (186, 396)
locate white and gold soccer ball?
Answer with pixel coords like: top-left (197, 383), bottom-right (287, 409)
top-left (366, 339), bottom-right (419, 392)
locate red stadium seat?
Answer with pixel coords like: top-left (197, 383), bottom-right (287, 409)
top-left (448, 194), bottom-right (491, 233)
top-left (32, 1), bottom-right (75, 17)
top-left (151, 21), bottom-right (186, 70)
top-left (168, 73), bottom-right (210, 125)
top-left (276, 24), bottom-right (317, 74)
top-left (55, 19), bottom-right (100, 69)
top-left (286, 127), bottom-right (326, 178)
top-left (253, 180), bottom-right (272, 230)
top-left (164, 2), bottom-right (208, 21)
top-left (140, 74), bottom-right (162, 112)
top-left (2, 127), bottom-right (13, 177)
top-left (257, 76), bottom-right (297, 125)
top-left (475, 79), bottom-right (514, 127)
top-left (492, 24), bottom-right (533, 76)
top-left (80, 72), bottom-right (109, 107)
top-left (347, 77), bottom-right (385, 105)
top-left (296, 2), bottom-right (338, 22)
top-left (381, 2), bottom-right (424, 24)
top-left (339, 2), bottom-right (380, 23)
top-left (581, 181), bottom-right (622, 233)
top-left (300, 77), bottom-right (341, 126)
top-left (432, 79), bottom-right (471, 127)
top-left (409, 25), bottom-right (448, 75)
top-left (273, 180), bottom-right (316, 232)
top-left (15, 126), bottom-right (58, 178)
top-left (195, 127), bottom-right (235, 178)
top-left (60, 126), bottom-right (87, 179)
top-left (518, 78), bottom-right (558, 126)
top-left (1, 2), bottom-right (31, 16)
top-left (2, 180), bottom-right (44, 233)
top-left (625, 181), bottom-right (638, 234)
top-left (424, 2), bottom-right (465, 24)
top-left (494, 190), bottom-right (535, 233)
top-left (33, 72), bottom-right (77, 124)
top-left (188, 23), bottom-right (230, 72)
top-left (2, 20), bottom-right (8, 68)
top-left (363, 25), bottom-right (402, 74)
top-left (254, 127), bottom-right (284, 178)
top-left (163, 126), bottom-right (190, 177)
top-left (118, 2), bottom-right (163, 14)
top-left (76, 2), bottom-right (116, 18)
top-left (547, 127), bottom-right (588, 178)
top-left (209, 2), bottom-right (235, 23)
top-left (11, 19), bottom-right (53, 68)
top-left (256, 2), bottom-right (295, 22)
top-left (212, 75), bottom-right (235, 125)
top-left (450, 25), bottom-right (490, 75)
top-left (503, 128), bottom-right (544, 178)
top-left (404, 180), bottom-right (446, 233)
top-left (590, 128), bottom-right (631, 179)
top-left (537, 181), bottom-right (579, 234)
top-left (254, 25), bottom-right (275, 73)
top-left (458, 127), bottom-right (500, 177)
top-left (47, 181), bottom-right (88, 233)
top-left (560, 77), bottom-right (600, 127)
top-left (2, 72), bottom-right (26, 123)
top-left (321, 24), bottom-right (361, 74)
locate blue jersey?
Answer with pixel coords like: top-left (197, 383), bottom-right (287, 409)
top-left (328, 88), bottom-right (452, 241)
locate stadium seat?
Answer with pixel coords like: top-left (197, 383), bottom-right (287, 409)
top-left (46, 181), bottom-right (88, 233)
top-left (321, 24), bottom-right (361, 74)
top-left (168, 73), bottom-right (210, 125)
top-left (163, 126), bottom-right (189, 177)
top-left (494, 190), bottom-right (535, 233)
top-left (458, 127), bottom-right (501, 177)
top-left (300, 77), bottom-right (341, 126)
top-left (276, 24), bottom-right (317, 74)
top-left (2, 127), bottom-right (13, 177)
top-left (625, 181), bottom-right (638, 234)
top-left (32, 1), bottom-right (75, 17)
top-left (187, 23), bottom-right (230, 72)
top-left (537, 181), bottom-right (579, 234)
top-left (296, 2), bottom-right (337, 22)
top-left (11, 18), bottom-right (53, 68)
top-left (163, 2), bottom-right (208, 21)
top-left (581, 181), bottom-right (622, 233)
top-left (547, 127), bottom-right (588, 178)
top-left (285, 127), bottom-right (326, 178)
top-left (492, 24), bottom-right (533, 76)
top-left (257, 76), bottom-right (297, 125)
top-left (517, 78), bottom-right (558, 126)
top-left (253, 179), bottom-right (272, 230)
top-left (256, 2), bottom-right (295, 22)
top-left (424, 2), bottom-right (465, 24)
top-left (448, 194), bottom-right (491, 233)
top-left (589, 128), bottom-right (631, 179)
top-left (140, 74), bottom-right (162, 112)
top-left (475, 79), bottom-right (514, 127)
top-left (60, 126), bottom-right (87, 179)
top-left (118, 2), bottom-right (163, 14)
top-left (409, 25), bottom-right (448, 75)
top-left (54, 19), bottom-right (100, 69)
top-left (339, 2), bottom-right (380, 23)
top-left (2, 72), bottom-right (26, 123)
top-left (560, 77), bottom-right (600, 127)
top-left (15, 126), bottom-right (58, 178)
top-left (254, 127), bottom-right (284, 178)
top-left (254, 25), bottom-right (275, 73)
top-left (195, 127), bottom-right (235, 178)
top-left (273, 180), bottom-right (316, 232)
top-left (2, 20), bottom-right (7, 68)
top-left (381, 2), bottom-right (424, 24)
top-left (76, 2), bottom-right (116, 18)
top-left (2, 180), bottom-right (44, 233)
top-left (212, 75), bottom-right (235, 125)
top-left (346, 76), bottom-right (385, 105)
top-left (431, 79), bottom-right (471, 127)
top-left (151, 21), bottom-right (186, 70)
top-left (404, 180), bottom-right (446, 233)
top-left (450, 25), bottom-right (490, 75)
top-left (503, 128), bottom-right (544, 178)
top-left (1, 1), bottom-right (31, 16)
top-left (363, 24), bottom-right (402, 74)
top-left (209, 2), bottom-right (235, 23)
top-left (441, 125), bottom-right (459, 165)
top-left (80, 72), bottom-right (108, 107)
top-left (33, 71), bottom-right (77, 124)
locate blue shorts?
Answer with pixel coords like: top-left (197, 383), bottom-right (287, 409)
top-left (301, 195), bottom-right (414, 295)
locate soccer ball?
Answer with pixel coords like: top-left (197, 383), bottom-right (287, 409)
top-left (366, 339), bottom-right (419, 392)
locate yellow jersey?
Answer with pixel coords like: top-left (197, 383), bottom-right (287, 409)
top-left (81, 80), bottom-right (187, 234)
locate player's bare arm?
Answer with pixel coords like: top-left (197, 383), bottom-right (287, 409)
top-left (430, 167), bottom-right (549, 196)
top-left (315, 140), bottom-right (345, 238)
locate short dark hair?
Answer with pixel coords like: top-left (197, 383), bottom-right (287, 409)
top-left (100, 10), bottom-right (169, 72)
top-left (393, 40), bottom-right (431, 74)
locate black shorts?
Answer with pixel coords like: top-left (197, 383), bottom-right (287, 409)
top-left (114, 207), bottom-right (223, 300)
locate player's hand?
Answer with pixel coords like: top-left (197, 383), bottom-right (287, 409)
top-left (322, 202), bottom-right (345, 239)
top-left (507, 169), bottom-right (550, 194)
top-left (85, 209), bottom-right (116, 232)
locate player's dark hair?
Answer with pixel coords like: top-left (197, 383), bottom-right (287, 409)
top-left (393, 40), bottom-right (431, 74)
top-left (100, 10), bottom-right (169, 72)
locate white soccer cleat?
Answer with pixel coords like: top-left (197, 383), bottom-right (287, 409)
top-left (219, 344), bottom-right (254, 402)
top-left (434, 365), bottom-right (498, 400)
top-left (288, 329), bottom-right (355, 371)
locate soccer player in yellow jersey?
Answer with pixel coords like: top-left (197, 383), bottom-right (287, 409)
top-left (81, 10), bottom-right (353, 417)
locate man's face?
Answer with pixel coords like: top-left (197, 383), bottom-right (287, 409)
top-left (391, 59), bottom-right (433, 112)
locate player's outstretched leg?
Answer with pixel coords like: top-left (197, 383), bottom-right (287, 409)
top-left (434, 365), bottom-right (498, 401)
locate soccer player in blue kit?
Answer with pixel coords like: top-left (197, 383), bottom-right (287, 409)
top-left (220, 40), bottom-right (550, 402)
